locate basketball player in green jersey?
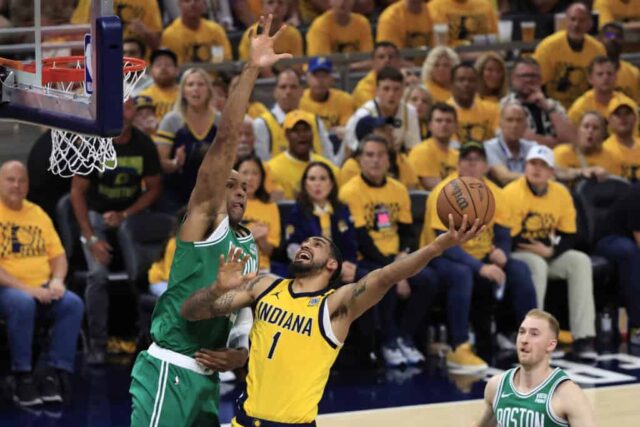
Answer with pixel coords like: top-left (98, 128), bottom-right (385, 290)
top-left (476, 309), bottom-right (596, 427)
top-left (129, 15), bottom-right (292, 427)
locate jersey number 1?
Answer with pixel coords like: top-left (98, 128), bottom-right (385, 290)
top-left (267, 332), bottom-right (281, 359)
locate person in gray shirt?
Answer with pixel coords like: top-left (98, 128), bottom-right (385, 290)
top-left (485, 101), bottom-right (538, 186)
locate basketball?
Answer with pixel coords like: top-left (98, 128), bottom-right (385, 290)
top-left (436, 177), bottom-right (495, 228)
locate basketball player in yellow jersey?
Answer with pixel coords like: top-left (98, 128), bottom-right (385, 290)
top-left (181, 219), bottom-right (483, 425)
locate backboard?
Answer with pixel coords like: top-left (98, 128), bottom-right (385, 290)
top-left (0, 0), bottom-right (126, 137)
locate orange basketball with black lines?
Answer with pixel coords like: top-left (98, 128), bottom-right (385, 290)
top-left (436, 177), bottom-right (495, 228)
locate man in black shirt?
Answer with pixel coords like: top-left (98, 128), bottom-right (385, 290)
top-left (595, 184), bottom-right (640, 347)
top-left (70, 99), bottom-right (162, 364)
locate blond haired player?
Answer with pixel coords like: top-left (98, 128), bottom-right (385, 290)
top-left (476, 309), bottom-right (596, 427)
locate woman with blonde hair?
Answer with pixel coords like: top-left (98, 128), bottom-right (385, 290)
top-left (474, 52), bottom-right (508, 104)
top-left (154, 67), bottom-right (220, 214)
top-left (403, 84), bottom-right (433, 140)
top-left (420, 46), bottom-right (460, 103)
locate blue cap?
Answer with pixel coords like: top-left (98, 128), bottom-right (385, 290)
top-left (308, 57), bottom-right (333, 73)
top-left (355, 115), bottom-right (388, 141)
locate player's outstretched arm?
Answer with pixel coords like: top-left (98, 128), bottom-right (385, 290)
top-left (474, 374), bottom-right (500, 427)
top-left (180, 247), bottom-right (277, 321)
top-left (180, 15), bottom-right (293, 242)
top-left (329, 215), bottom-right (483, 325)
top-left (554, 381), bottom-right (597, 427)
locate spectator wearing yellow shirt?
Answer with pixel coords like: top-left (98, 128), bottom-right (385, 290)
top-left (297, 0), bottom-right (330, 24)
top-left (0, 161), bottom-right (84, 406)
top-left (306, 0), bottom-right (373, 56)
top-left (403, 84), bottom-right (433, 140)
top-left (474, 52), bottom-right (508, 105)
top-left (345, 67), bottom-right (422, 155)
top-left (300, 57), bottom-right (355, 140)
top-left (568, 56), bottom-right (637, 126)
top-left (598, 22), bottom-right (640, 101)
top-left (408, 103), bottom-right (459, 190)
top-left (594, 0), bottom-right (640, 29)
top-left (420, 46), bottom-right (460, 103)
top-left (139, 49), bottom-right (180, 122)
top-left (427, 0), bottom-right (498, 46)
top-left (341, 116), bottom-right (419, 188)
top-left (267, 110), bottom-right (339, 200)
top-left (376, 0), bottom-right (433, 49)
top-left (71, 0), bottom-right (162, 52)
top-left (505, 145), bottom-right (597, 359)
top-left (253, 69), bottom-right (339, 163)
top-left (352, 42), bottom-right (402, 108)
top-left (533, 3), bottom-right (606, 109)
top-left (161, 0), bottom-right (232, 65)
top-left (554, 111), bottom-right (616, 185)
top-left (605, 98), bottom-right (640, 181)
top-left (447, 63), bottom-right (499, 145)
top-left (500, 57), bottom-right (576, 148)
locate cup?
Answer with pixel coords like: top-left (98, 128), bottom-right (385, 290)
top-left (498, 20), bottom-right (513, 42)
top-left (211, 45), bottom-right (224, 63)
top-left (521, 21), bottom-right (536, 42)
top-left (434, 23), bottom-right (450, 46)
top-left (554, 13), bottom-right (567, 32)
top-left (472, 34), bottom-right (487, 45)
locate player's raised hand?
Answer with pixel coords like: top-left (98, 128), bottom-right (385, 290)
top-left (215, 246), bottom-right (256, 292)
top-left (434, 214), bottom-right (484, 251)
top-left (248, 14), bottom-right (293, 69)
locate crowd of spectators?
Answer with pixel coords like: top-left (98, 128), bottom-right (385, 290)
top-left (1, 0), bottom-right (640, 409)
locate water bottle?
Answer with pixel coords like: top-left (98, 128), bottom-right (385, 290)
top-left (598, 309), bottom-right (614, 353)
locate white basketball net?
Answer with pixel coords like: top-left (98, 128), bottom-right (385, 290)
top-left (48, 58), bottom-right (146, 177)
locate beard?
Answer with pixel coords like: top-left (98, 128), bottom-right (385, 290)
top-left (289, 259), bottom-right (325, 278)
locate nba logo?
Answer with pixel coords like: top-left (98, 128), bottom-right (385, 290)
top-left (84, 34), bottom-right (93, 95)
top-left (308, 297), bottom-right (320, 307)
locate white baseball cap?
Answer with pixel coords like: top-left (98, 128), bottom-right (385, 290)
top-left (525, 144), bottom-right (554, 168)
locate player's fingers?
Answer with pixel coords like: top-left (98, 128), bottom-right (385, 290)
top-left (271, 23), bottom-right (288, 41)
top-left (447, 214), bottom-right (455, 233)
top-left (459, 214), bottom-right (469, 233)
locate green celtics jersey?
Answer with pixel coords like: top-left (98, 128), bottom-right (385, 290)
top-left (494, 367), bottom-right (570, 427)
top-left (150, 216), bottom-right (259, 356)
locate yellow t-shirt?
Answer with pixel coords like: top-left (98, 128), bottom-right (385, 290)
top-left (339, 175), bottom-right (412, 257)
top-left (447, 97), bottom-right (499, 144)
top-left (352, 71), bottom-right (377, 109)
top-left (306, 11), bottom-right (373, 56)
top-left (340, 155), bottom-right (418, 189)
top-left (408, 138), bottom-right (459, 187)
top-left (160, 18), bottom-right (232, 65)
top-left (553, 143), bottom-right (617, 173)
top-left (148, 237), bottom-right (176, 284)
top-left (427, 0), bottom-right (498, 46)
top-left (71, 0), bottom-right (162, 46)
top-left (139, 84), bottom-right (179, 121)
top-left (243, 198), bottom-right (281, 272)
top-left (0, 200), bottom-right (65, 288)
top-left (567, 90), bottom-right (638, 126)
top-left (604, 134), bottom-right (640, 181)
top-left (300, 88), bottom-right (355, 129)
top-left (533, 31), bottom-right (606, 109)
top-left (617, 60), bottom-right (640, 102)
top-left (267, 152), bottom-right (339, 200)
top-left (503, 176), bottom-right (576, 242)
top-left (377, 2), bottom-right (433, 48)
top-left (239, 23), bottom-right (303, 60)
top-left (420, 173), bottom-right (511, 259)
top-left (594, 0), bottom-right (640, 27)
top-left (425, 80), bottom-right (452, 103)
top-left (298, 0), bottom-right (323, 24)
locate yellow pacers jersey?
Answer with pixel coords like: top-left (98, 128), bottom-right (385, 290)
top-left (448, 97), bottom-right (499, 144)
top-left (239, 23), bottom-right (303, 61)
top-left (553, 143), bottom-right (617, 173)
top-left (425, 80), bottom-right (452, 103)
top-left (377, 1), bottom-right (433, 48)
top-left (420, 173), bottom-right (511, 259)
top-left (139, 84), bottom-right (179, 121)
top-left (594, 0), bottom-right (640, 27)
top-left (533, 31), bottom-right (606, 109)
top-left (300, 88), bottom-right (355, 129)
top-left (239, 278), bottom-right (341, 423)
top-left (352, 71), bottom-right (377, 109)
top-left (408, 138), bottom-right (459, 186)
top-left (248, 102), bottom-right (269, 119)
top-left (160, 18), bottom-right (232, 65)
top-left (603, 134), bottom-right (640, 181)
top-left (306, 11), bottom-right (373, 56)
top-left (427, 0), bottom-right (498, 46)
top-left (617, 60), bottom-right (640, 101)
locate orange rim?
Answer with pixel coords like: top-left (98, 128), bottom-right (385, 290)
top-left (0, 56), bottom-right (146, 84)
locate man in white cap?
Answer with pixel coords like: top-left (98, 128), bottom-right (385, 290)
top-left (503, 145), bottom-right (597, 360)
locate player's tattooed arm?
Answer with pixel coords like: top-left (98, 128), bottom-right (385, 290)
top-left (330, 279), bottom-right (367, 320)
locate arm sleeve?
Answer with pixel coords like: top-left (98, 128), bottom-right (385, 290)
top-left (226, 308), bottom-right (253, 350)
top-left (437, 230), bottom-right (484, 271)
top-left (494, 224), bottom-right (511, 257)
top-left (155, 112), bottom-right (182, 146)
top-left (355, 227), bottom-right (390, 264)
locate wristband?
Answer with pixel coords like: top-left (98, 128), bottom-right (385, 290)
top-left (50, 277), bottom-right (64, 286)
top-left (80, 235), bottom-right (99, 246)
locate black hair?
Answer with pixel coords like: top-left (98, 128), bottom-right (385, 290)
top-left (373, 41), bottom-right (399, 55)
top-left (123, 37), bottom-right (146, 59)
top-left (450, 62), bottom-right (476, 82)
top-left (588, 55), bottom-right (619, 73)
top-left (297, 161), bottom-right (341, 215)
top-left (322, 236), bottom-right (344, 288)
top-left (428, 102), bottom-right (458, 122)
top-left (150, 48), bottom-right (178, 66)
top-left (513, 56), bottom-right (540, 69)
top-left (376, 66), bottom-right (404, 85)
top-left (233, 154), bottom-right (271, 203)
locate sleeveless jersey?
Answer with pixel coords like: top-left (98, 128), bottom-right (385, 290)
top-left (259, 111), bottom-right (324, 158)
top-left (493, 367), bottom-right (570, 427)
top-left (240, 278), bottom-right (342, 423)
top-left (150, 216), bottom-right (259, 356)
